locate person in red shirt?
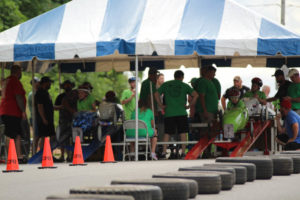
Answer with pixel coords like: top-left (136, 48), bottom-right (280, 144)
top-left (0, 65), bottom-right (27, 163)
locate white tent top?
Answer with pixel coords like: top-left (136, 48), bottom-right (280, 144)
top-left (0, 0), bottom-right (300, 70)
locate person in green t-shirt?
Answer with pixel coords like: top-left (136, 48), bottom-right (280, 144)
top-left (121, 77), bottom-right (136, 120)
top-left (77, 83), bottom-right (96, 112)
top-left (243, 77), bottom-right (267, 105)
top-left (286, 69), bottom-right (300, 114)
top-left (208, 66), bottom-right (221, 100)
top-left (155, 70), bottom-right (198, 159)
top-left (196, 66), bottom-right (219, 123)
top-left (126, 98), bottom-right (158, 160)
top-left (140, 68), bottom-right (159, 115)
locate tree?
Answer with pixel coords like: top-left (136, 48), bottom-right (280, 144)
top-left (0, 0), bottom-right (27, 32)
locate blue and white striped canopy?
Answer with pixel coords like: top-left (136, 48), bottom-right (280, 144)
top-left (0, 0), bottom-right (300, 62)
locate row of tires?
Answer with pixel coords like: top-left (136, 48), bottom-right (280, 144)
top-left (47, 151), bottom-right (300, 200)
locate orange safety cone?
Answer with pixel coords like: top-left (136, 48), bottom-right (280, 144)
top-left (38, 137), bottom-right (57, 169)
top-left (101, 135), bottom-right (116, 163)
top-left (2, 139), bottom-right (23, 173)
top-left (70, 136), bottom-right (87, 166)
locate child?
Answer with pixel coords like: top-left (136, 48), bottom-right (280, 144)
top-left (226, 88), bottom-right (245, 110)
top-left (126, 99), bottom-right (158, 160)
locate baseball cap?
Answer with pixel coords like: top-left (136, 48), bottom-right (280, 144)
top-left (40, 76), bottom-right (53, 84)
top-left (30, 77), bottom-right (40, 85)
top-left (288, 69), bottom-right (299, 77)
top-left (233, 76), bottom-right (241, 82)
top-left (272, 69), bottom-right (284, 77)
top-left (148, 68), bottom-right (160, 75)
top-left (60, 80), bottom-right (75, 88)
top-left (280, 99), bottom-right (292, 109)
top-left (128, 77), bottom-right (136, 83)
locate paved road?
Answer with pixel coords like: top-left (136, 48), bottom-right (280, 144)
top-left (1, 159), bottom-right (300, 200)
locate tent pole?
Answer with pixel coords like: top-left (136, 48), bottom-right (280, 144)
top-left (135, 55), bottom-right (139, 161)
top-left (31, 57), bottom-right (37, 155)
top-left (58, 63), bottom-right (62, 94)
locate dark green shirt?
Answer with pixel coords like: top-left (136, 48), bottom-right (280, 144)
top-left (195, 77), bottom-right (218, 114)
top-left (212, 78), bottom-right (221, 99)
top-left (287, 82), bottom-right (300, 110)
top-left (243, 90), bottom-right (266, 100)
top-left (140, 78), bottom-right (156, 102)
top-left (158, 80), bottom-right (194, 117)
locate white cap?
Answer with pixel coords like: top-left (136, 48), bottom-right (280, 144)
top-left (288, 68), bottom-right (299, 77)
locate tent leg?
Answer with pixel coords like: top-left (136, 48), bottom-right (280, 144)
top-left (31, 58), bottom-right (37, 155)
top-left (135, 55), bottom-right (139, 161)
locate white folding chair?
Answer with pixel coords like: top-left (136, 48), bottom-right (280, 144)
top-left (122, 120), bottom-right (151, 161)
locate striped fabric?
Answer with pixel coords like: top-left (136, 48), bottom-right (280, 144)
top-left (0, 0), bottom-right (299, 62)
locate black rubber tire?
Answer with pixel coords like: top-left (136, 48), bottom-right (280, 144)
top-left (47, 195), bottom-right (134, 200)
top-left (202, 165), bottom-right (247, 184)
top-left (210, 162), bottom-right (256, 182)
top-left (176, 171), bottom-right (234, 191)
top-left (144, 178), bottom-right (198, 199)
top-left (70, 185), bottom-right (162, 200)
top-left (179, 166), bottom-right (236, 185)
top-left (111, 178), bottom-right (191, 200)
top-left (280, 151), bottom-right (300, 155)
top-left (270, 156), bottom-right (293, 175)
top-left (152, 172), bottom-right (221, 194)
top-left (216, 157), bottom-right (273, 179)
top-left (275, 154), bottom-right (300, 173)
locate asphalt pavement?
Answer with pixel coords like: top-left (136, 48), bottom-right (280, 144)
top-left (1, 159), bottom-right (300, 200)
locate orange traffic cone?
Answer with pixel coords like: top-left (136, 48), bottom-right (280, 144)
top-left (3, 139), bottom-right (23, 173)
top-left (38, 137), bottom-right (57, 169)
top-left (70, 136), bottom-right (87, 166)
top-left (102, 135), bottom-right (116, 163)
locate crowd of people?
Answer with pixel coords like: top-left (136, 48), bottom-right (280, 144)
top-left (1, 65), bottom-right (300, 163)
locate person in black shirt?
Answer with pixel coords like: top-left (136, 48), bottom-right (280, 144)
top-left (221, 76), bottom-right (250, 110)
top-left (54, 80), bottom-right (75, 161)
top-left (35, 76), bottom-right (55, 150)
top-left (267, 69), bottom-right (292, 103)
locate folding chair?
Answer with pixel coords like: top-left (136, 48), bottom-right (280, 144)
top-left (122, 120), bottom-right (151, 161)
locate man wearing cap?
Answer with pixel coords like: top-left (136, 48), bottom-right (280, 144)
top-left (28, 77), bottom-right (40, 154)
top-left (155, 70), bottom-right (198, 159)
top-left (285, 69), bottom-right (300, 115)
top-left (140, 68), bottom-right (159, 114)
top-left (121, 77), bottom-right (136, 120)
top-left (221, 76), bottom-right (250, 110)
top-left (276, 99), bottom-right (300, 150)
top-left (34, 76), bottom-right (55, 150)
top-left (267, 69), bottom-right (291, 104)
top-left (54, 80), bottom-right (75, 162)
top-left (0, 65), bottom-right (27, 163)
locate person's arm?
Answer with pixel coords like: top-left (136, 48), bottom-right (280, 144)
top-left (16, 94), bottom-right (26, 119)
top-left (121, 90), bottom-right (135, 105)
top-left (275, 114), bottom-right (286, 134)
top-left (189, 91), bottom-right (198, 107)
top-left (37, 104), bottom-right (48, 125)
top-left (285, 96), bottom-right (300, 103)
top-left (221, 96), bottom-right (226, 110)
top-left (199, 93), bottom-right (208, 117)
top-left (287, 123), bottom-right (299, 143)
top-left (267, 97), bottom-right (277, 102)
top-left (154, 91), bottom-right (165, 109)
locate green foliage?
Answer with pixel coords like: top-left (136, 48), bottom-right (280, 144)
top-left (0, 0), bottom-right (71, 32)
top-left (0, 0), bottom-right (27, 31)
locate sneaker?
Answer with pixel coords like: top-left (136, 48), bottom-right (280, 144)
top-left (158, 152), bottom-right (167, 160)
top-left (151, 152), bottom-right (158, 160)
